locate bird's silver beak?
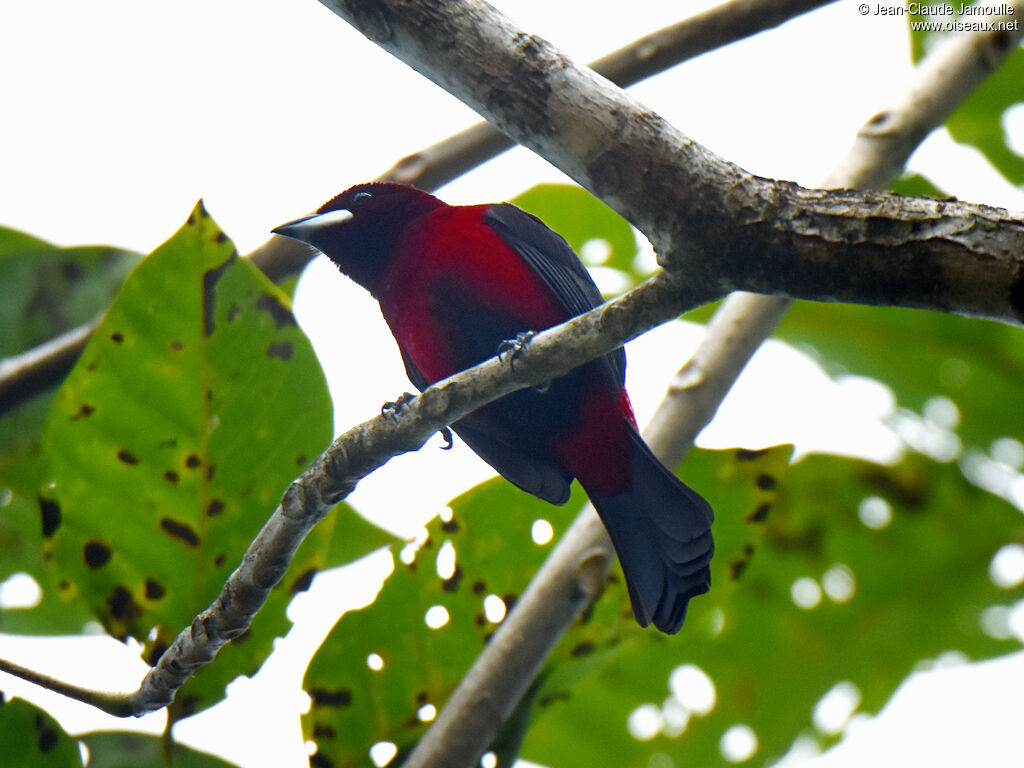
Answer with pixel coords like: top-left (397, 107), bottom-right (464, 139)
top-left (272, 208), bottom-right (354, 242)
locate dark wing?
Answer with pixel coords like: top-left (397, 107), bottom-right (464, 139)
top-left (400, 347), bottom-right (573, 505)
top-left (483, 203), bottom-right (625, 386)
top-left (447, 419), bottom-right (574, 505)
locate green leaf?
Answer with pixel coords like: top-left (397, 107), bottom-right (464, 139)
top-left (0, 227), bottom-right (50, 256)
top-left (775, 303), bottom-right (1024, 449)
top-left (887, 172), bottom-right (948, 198)
top-left (302, 475), bottom-right (586, 767)
top-left (0, 442), bottom-right (96, 635)
top-left (521, 448), bottom-right (1024, 767)
top-left (0, 228), bottom-right (140, 360)
top-left (0, 697), bottom-right (83, 767)
top-left (38, 202), bottom-right (334, 717)
top-left (946, 45), bottom-right (1024, 186)
top-left (510, 184), bottom-right (644, 287)
top-left (0, 229), bottom-right (141, 634)
top-left (79, 732), bottom-right (235, 768)
top-left (908, 12), bottom-right (1024, 186)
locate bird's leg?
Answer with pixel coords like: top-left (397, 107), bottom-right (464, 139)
top-left (382, 392), bottom-right (454, 448)
top-left (381, 391), bottom-right (416, 420)
top-left (497, 331), bottom-right (549, 392)
top-left (497, 330), bottom-right (536, 368)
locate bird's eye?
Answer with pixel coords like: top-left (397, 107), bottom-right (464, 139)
top-left (352, 191), bottom-right (372, 205)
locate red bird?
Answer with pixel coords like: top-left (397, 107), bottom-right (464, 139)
top-left (274, 183), bottom-right (713, 633)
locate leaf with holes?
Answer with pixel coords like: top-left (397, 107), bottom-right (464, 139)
top-left (0, 226), bottom-right (140, 360)
top-left (0, 228), bottom-right (141, 634)
top-left (300, 445), bottom-right (780, 767)
top-left (301, 475), bottom-right (585, 767)
top-left (520, 448), bottom-right (1024, 767)
top-left (39, 202), bottom-right (334, 718)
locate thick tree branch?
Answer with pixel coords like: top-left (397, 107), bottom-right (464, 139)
top-left (0, 0), bottom-right (831, 417)
top-left (704, 185), bottom-right (1024, 321)
top-left (249, 0), bottom-right (833, 276)
top-left (322, 0), bottom-right (1024, 325)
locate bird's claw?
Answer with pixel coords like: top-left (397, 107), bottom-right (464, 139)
top-left (497, 330), bottom-right (537, 369)
top-left (498, 331), bottom-right (550, 390)
top-left (381, 392), bottom-right (416, 420)
top-left (383, 394), bottom-right (453, 448)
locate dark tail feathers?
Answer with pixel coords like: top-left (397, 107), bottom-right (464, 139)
top-left (585, 430), bottom-right (713, 634)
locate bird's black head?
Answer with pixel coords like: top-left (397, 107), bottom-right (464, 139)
top-left (272, 182), bottom-right (445, 296)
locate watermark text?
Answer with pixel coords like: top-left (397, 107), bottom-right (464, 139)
top-left (857, 2), bottom-right (1019, 30)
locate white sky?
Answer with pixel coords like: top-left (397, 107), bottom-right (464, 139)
top-left (1, 1), bottom-right (1023, 767)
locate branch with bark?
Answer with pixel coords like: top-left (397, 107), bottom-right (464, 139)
top-left (323, 0), bottom-right (1024, 325)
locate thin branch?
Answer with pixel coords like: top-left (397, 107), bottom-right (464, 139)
top-left (0, 321), bottom-right (96, 415)
top-left (0, 656), bottom-right (134, 718)
top-left (0, 0), bottom-right (833, 415)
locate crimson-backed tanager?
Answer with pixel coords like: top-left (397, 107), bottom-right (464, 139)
top-left (274, 183), bottom-right (713, 633)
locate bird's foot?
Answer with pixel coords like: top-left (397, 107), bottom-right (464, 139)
top-left (381, 392), bottom-right (416, 420)
top-left (497, 330), bottom-right (537, 369)
top-left (498, 331), bottom-right (550, 391)
top-left (382, 393), bottom-right (453, 447)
